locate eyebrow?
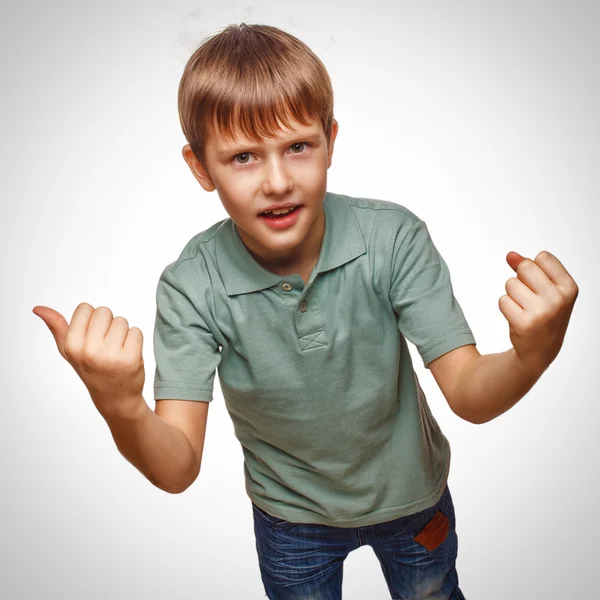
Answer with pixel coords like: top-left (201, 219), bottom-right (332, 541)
top-left (217, 132), bottom-right (322, 158)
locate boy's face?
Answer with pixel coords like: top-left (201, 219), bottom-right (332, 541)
top-left (183, 116), bottom-right (338, 274)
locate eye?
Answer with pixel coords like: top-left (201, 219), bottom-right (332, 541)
top-left (232, 152), bottom-right (253, 165)
top-left (230, 142), bottom-right (312, 166)
top-left (290, 141), bottom-right (310, 153)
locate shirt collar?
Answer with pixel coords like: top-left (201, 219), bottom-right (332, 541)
top-left (215, 191), bottom-right (366, 296)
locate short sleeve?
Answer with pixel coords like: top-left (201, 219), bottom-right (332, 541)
top-left (153, 266), bottom-right (222, 401)
top-left (389, 218), bottom-right (476, 369)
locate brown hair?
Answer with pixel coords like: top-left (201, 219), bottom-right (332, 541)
top-left (177, 23), bottom-right (335, 167)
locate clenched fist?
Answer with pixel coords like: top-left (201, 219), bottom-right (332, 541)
top-left (33, 303), bottom-right (146, 420)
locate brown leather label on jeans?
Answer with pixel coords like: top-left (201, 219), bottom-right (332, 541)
top-left (413, 510), bottom-right (449, 551)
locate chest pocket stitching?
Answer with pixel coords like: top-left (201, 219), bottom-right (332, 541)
top-left (299, 330), bottom-right (327, 350)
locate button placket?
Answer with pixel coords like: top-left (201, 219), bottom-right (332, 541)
top-left (280, 279), bottom-right (310, 313)
top-left (276, 275), bottom-right (326, 349)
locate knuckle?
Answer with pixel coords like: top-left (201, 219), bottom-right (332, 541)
top-left (570, 283), bottom-right (579, 299)
top-left (553, 292), bottom-right (567, 309)
top-left (130, 326), bottom-right (143, 339)
top-left (82, 345), bottom-right (105, 367)
top-left (63, 342), bottom-right (79, 362)
top-left (81, 346), bottom-right (96, 365)
top-left (73, 303), bottom-right (93, 320)
top-left (122, 353), bottom-right (139, 370)
top-left (536, 250), bottom-right (551, 261)
top-left (516, 259), bottom-right (532, 275)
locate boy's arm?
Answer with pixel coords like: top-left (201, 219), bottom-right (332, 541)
top-left (104, 396), bottom-right (203, 493)
top-left (429, 346), bottom-right (545, 425)
top-left (431, 250), bottom-right (578, 425)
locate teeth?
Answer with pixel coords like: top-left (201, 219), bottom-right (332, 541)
top-left (263, 206), bottom-right (295, 216)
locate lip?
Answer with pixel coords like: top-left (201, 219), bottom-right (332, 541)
top-left (258, 202), bottom-right (301, 215)
top-left (258, 205), bottom-right (303, 230)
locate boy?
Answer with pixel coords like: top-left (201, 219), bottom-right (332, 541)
top-left (33, 22), bottom-right (578, 600)
top-left (159, 22), bottom-right (471, 599)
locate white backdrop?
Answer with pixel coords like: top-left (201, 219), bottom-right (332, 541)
top-left (3, 0), bottom-right (598, 598)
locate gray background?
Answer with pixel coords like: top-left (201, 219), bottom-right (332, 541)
top-left (3, 0), bottom-right (598, 598)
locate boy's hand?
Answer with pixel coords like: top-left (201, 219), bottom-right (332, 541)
top-left (499, 250), bottom-right (579, 376)
top-left (32, 303), bottom-right (146, 420)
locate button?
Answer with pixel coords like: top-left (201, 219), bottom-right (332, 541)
top-left (281, 282), bottom-right (293, 291)
top-left (299, 300), bottom-right (308, 312)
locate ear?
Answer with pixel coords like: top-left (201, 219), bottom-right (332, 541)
top-left (182, 145), bottom-right (216, 192)
top-left (326, 119), bottom-right (339, 169)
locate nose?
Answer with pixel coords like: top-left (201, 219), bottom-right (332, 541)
top-left (261, 156), bottom-right (293, 196)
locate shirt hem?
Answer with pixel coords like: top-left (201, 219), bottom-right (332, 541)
top-left (248, 459), bottom-right (451, 528)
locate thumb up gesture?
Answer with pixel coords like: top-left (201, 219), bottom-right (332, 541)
top-left (32, 303), bottom-right (146, 420)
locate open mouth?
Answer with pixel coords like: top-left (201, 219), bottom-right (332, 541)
top-left (259, 205), bottom-right (301, 218)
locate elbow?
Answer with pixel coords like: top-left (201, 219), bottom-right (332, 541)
top-left (162, 482), bottom-right (190, 494)
top-left (452, 397), bottom-right (498, 425)
top-left (169, 465), bottom-right (201, 494)
top-left (449, 399), bottom-right (484, 425)
top-left (151, 479), bottom-right (187, 494)
top-left (153, 471), bottom-right (199, 495)
top-left (456, 412), bottom-right (480, 425)
top-left (457, 409), bottom-right (491, 426)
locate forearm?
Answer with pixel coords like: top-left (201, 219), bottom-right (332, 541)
top-left (102, 397), bottom-right (198, 493)
top-left (453, 348), bottom-right (547, 425)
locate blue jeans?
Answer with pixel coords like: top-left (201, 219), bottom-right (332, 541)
top-left (252, 484), bottom-right (466, 600)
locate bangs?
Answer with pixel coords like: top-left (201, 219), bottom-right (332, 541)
top-left (178, 24), bottom-right (334, 165)
top-left (208, 81), bottom-right (324, 145)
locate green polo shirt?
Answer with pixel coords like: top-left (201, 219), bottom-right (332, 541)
top-left (153, 191), bottom-right (476, 527)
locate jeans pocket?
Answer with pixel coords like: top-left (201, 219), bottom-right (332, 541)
top-left (411, 485), bottom-right (455, 552)
top-left (252, 502), bottom-right (296, 530)
top-left (413, 510), bottom-right (450, 551)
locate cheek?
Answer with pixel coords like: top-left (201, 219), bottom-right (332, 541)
top-left (220, 189), bottom-right (254, 219)
top-left (289, 169), bottom-right (322, 193)
top-left (216, 173), bottom-right (249, 197)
